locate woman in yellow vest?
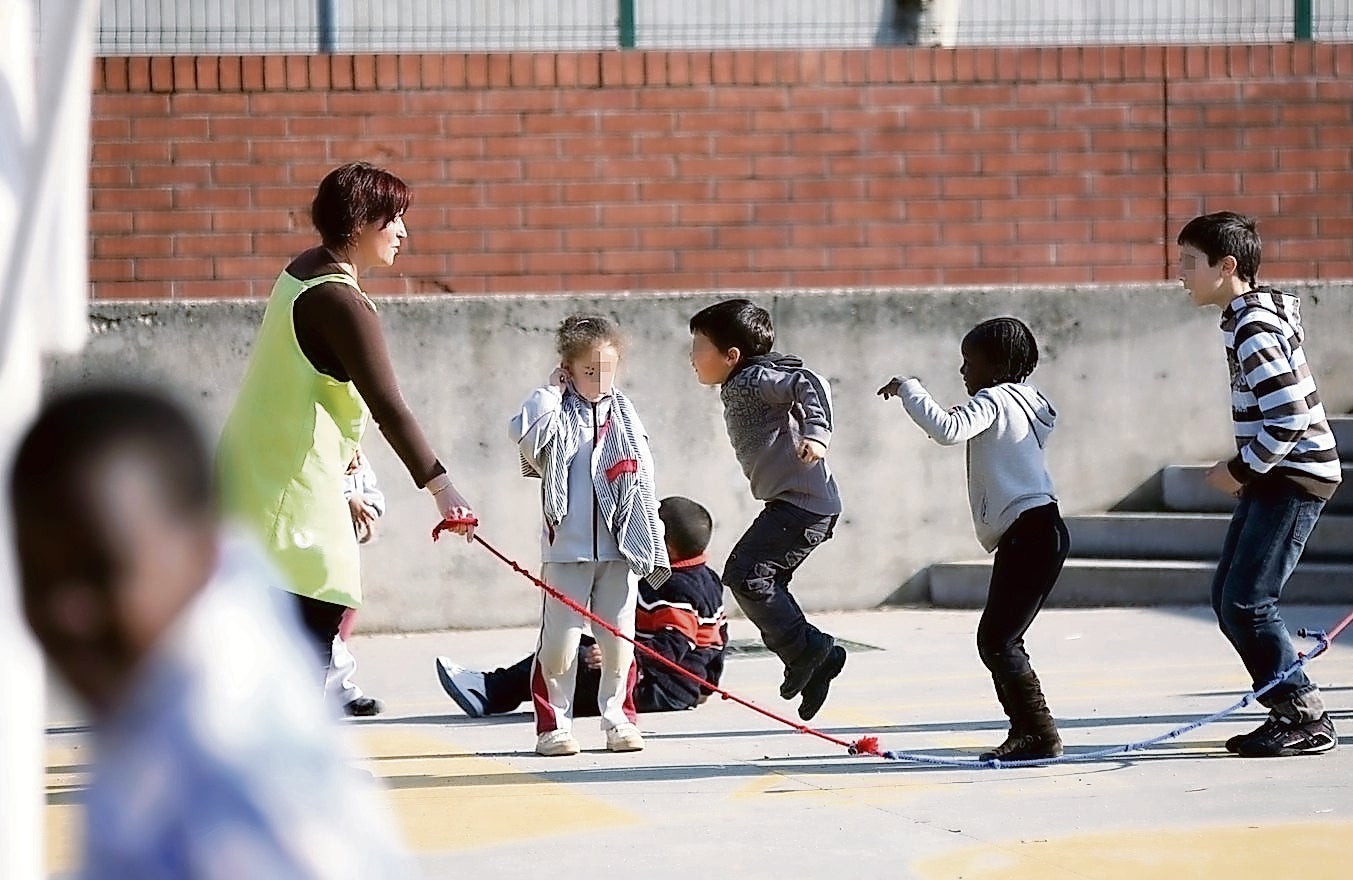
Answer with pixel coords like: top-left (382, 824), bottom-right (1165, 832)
top-left (218, 162), bottom-right (476, 675)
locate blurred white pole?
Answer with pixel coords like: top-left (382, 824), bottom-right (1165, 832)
top-left (924, 0), bottom-right (961, 46)
top-left (0, 1), bottom-right (97, 877)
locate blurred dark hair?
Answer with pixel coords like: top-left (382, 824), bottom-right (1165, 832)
top-left (311, 162), bottom-right (411, 251)
top-left (10, 386), bottom-right (213, 518)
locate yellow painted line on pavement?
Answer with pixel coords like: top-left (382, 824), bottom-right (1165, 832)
top-left (354, 729), bottom-right (639, 853)
top-left (915, 822), bottom-right (1352, 880)
top-left (46, 730), bottom-right (641, 870)
top-left (45, 804), bottom-right (82, 876)
top-left (44, 745), bottom-right (90, 876)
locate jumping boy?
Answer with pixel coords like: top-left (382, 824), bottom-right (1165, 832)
top-left (1177, 211), bottom-right (1341, 757)
top-left (688, 298), bottom-right (846, 721)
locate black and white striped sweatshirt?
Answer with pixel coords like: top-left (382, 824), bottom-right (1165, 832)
top-left (1221, 287), bottom-right (1341, 500)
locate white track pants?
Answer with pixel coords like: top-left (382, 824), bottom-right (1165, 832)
top-left (532, 560), bottom-right (638, 734)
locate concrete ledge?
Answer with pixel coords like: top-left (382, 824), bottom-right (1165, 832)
top-left (1162, 464), bottom-right (1353, 513)
top-left (1066, 513), bottom-right (1353, 562)
top-left (929, 558), bottom-right (1353, 608)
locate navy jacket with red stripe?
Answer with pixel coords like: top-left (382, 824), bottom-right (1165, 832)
top-left (635, 555), bottom-right (728, 711)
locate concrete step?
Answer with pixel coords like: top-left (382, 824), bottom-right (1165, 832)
top-left (1161, 464), bottom-right (1353, 513)
top-left (1066, 513), bottom-right (1353, 562)
top-left (928, 558), bottom-right (1353, 608)
top-left (1331, 415), bottom-right (1353, 458)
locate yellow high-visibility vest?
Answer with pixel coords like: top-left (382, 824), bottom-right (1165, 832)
top-left (218, 271), bottom-right (370, 608)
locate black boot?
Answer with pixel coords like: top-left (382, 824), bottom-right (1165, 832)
top-left (981, 670), bottom-right (1063, 761)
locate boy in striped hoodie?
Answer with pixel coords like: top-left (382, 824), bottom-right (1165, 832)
top-left (1177, 211), bottom-right (1340, 758)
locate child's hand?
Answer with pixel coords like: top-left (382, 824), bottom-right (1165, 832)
top-left (1204, 461), bottom-right (1243, 498)
top-left (583, 643), bottom-right (603, 670)
top-left (877, 376), bottom-right (917, 400)
top-left (798, 438), bottom-right (827, 464)
top-left (349, 497), bottom-right (378, 543)
top-left (549, 366), bottom-right (571, 393)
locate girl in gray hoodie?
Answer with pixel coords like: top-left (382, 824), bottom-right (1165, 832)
top-left (879, 316), bottom-right (1069, 762)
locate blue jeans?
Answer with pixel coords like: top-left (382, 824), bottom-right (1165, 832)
top-left (1210, 484), bottom-right (1324, 707)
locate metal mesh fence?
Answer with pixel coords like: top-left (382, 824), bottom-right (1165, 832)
top-left (91, 0), bottom-right (1353, 55)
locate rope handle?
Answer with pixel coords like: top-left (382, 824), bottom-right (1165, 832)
top-left (432, 517), bottom-right (479, 540)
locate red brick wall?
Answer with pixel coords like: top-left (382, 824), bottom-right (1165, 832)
top-left (90, 45), bottom-right (1353, 300)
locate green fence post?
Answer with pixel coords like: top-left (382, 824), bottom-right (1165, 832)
top-left (618, 0), bottom-right (636, 48)
top-left (1294, 0), bottom-right (1313, 41)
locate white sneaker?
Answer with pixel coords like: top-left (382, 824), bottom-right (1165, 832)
top-left (536, 729), bottom-right (581, 757)
top-left (606, 722), bottom-right (645, 752)
top-left (435, 657), bottom-right (487, 718)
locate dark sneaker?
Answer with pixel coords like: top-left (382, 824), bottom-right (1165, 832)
top-left (780, 634), bottom-right (836, 700)
top-left (435, 657), bottom-right (488, 718)
top-left (1236, 712), bottom-right (1337, 758)
top-left (343, 696), bottom-right (383, 717)
top-left (980, 729), bottom-right (1063, 762)
top-left (1225, 715), bottom-right (1281, 754)
top-left (797, 646), bottom-right (847, 721)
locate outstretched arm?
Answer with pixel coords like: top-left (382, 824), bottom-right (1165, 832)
top-left (892, 378), bottom-right (999, 446)
top-left (297, 283), bottom-right (442, 487)
top-left (297, 283), bottom-right (475, 536)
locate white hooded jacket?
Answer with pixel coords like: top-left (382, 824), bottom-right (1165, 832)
top-left (898, 378), bottom-right (1058, 552)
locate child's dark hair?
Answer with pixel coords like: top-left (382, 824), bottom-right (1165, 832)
top-left (688, 299), bottom-right (774, 357)
top-left (1176, 211), bottom-right (1262, 285)
top-left (963, 317), bottom-right (1040, 384)
top-left (556, 314), bottom-right (624, 362)
top-left (311, 161), bottom-right (411, 252)
top-left (10, 386), bottom-right (214, 518)
top-left (658, 496), bottom-right (713, 560)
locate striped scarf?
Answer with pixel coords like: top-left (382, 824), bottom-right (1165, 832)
top-left (520, 389), bottom-right (670, 587)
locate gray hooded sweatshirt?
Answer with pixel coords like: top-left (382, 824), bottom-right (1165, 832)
top-left (897, 378), bottom-right (1057, 552)
top-left (721, 353), bottom-right (842, 516)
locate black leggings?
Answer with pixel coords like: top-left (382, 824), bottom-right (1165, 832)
top-left (291, 592), bottom-right (349, 686)
top-left (976, 503), bottom-right (1070, 680)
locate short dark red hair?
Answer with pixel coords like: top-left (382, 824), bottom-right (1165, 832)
top-left (311, 162), bottom-right (411, 250)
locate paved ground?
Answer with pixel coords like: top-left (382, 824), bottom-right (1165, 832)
top-left (44, 605), bottom-right (1352, 879)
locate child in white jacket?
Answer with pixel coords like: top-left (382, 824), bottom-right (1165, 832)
top-left (509, 315), bottom-right (669, 757)
top-left (879, 316), bottom-right (1069, 761)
